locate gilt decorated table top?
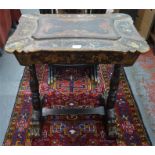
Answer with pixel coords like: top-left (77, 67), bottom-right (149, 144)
top-left (5, 13), bottom-right (149, 65)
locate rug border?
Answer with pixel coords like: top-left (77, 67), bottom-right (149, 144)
top-left (123, 68), bottom-right (152, 145)
top-left (2, 67), bottom-right (26, 145)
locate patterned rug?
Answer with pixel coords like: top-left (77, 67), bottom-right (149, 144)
top-left (3, 64), bottom-right (150, 145)
top-left (124, 49), bottom-right (155, 142)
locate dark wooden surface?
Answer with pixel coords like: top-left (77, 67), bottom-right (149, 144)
top-left (32, 15), bottom-right (119, 40)
top-left (105, 65), bottom-right (121, 138)
top-left (5, 13), bottom-right (149, 66)
top-left (29, 65), bottom-right (42, 137)
top-left (14, 51), bottom-right (140, 66)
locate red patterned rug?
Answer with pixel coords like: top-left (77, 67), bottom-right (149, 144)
top-left (3, 65), bottom-right (150, 145)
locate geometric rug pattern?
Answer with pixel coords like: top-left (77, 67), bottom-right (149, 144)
top-left (3, 64), bottom-right (151, 145)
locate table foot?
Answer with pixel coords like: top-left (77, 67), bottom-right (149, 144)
top-left (30, 124), bottom-right (40, 138)
top-left (106, 108), bottom-right (118, 139)
top-left (30, 110), bottom-right (41, 138)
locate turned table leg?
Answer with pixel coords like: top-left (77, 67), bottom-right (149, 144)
top-left (29, 65), bottom-right (42, 137)
top-left (105, 64), bottom-right (121, 139)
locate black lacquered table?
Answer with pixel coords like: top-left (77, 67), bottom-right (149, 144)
top-left (5, 13), bottom-right (149, 139)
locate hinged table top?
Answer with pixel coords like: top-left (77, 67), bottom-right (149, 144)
top-left (5, 13), bottom-right (149, 54)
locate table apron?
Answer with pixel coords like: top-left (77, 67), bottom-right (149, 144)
top-left (15, 51), bottom-right (140, 66)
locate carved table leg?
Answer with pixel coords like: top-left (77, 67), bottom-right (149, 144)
top-left (105, 64), bottom-right (121, 139)
top-left (29, 65), bottom-right (42, 137)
